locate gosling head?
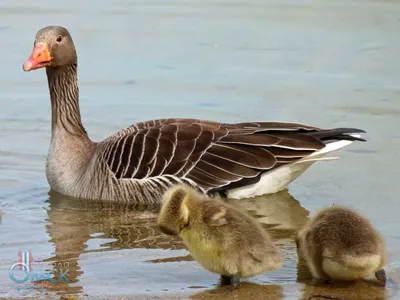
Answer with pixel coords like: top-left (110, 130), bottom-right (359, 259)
top-left (157, 185), bottom-right (192, 236)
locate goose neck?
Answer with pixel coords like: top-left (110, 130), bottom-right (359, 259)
top-left (46, 64), bottom-right (89, 139)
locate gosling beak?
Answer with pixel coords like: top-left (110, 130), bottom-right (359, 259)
top-left (23, 43), bottom-right (52, 72)
top-left (158, 224), bottom-right (179, 236)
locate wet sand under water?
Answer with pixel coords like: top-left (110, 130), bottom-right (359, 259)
top-left (1, 0), bottom-right (400, 299)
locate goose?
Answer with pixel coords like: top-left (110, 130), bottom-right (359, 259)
top-left (157, 184), bottom-right (282, 289)
top-left (295, 206), bottom-right (387, 286)
top-left (22, 26), bottom-right (366, 203)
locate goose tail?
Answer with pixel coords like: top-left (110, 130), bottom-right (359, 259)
top-left (226, 131), bottom-right (365, 199)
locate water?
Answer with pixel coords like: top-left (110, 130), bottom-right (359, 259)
top-left (0, 0), bottom-right (400, 299)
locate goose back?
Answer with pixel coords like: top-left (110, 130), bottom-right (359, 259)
top-left (77, 118), bottom-right (365, 203)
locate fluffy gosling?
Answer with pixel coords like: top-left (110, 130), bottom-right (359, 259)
top-left (157, 184), bottom-right (282, 289)
top-left (295, 206), bottom-right (387, 286)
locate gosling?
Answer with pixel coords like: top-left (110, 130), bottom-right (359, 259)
top-left (295, 205), bottom-right (387, 286)
top-left (157, 184), bottom-right (282, 289)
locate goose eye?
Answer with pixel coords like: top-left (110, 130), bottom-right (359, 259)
top-left (56, 35), bottom-right (62, 43)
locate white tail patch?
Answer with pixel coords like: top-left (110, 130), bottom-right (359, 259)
top-left (226, 136), bottom-right (360, 199)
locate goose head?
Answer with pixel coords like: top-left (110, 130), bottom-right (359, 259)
top-left (23, 26), bottom-right (77, 72)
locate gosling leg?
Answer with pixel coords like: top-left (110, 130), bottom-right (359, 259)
top-left (375, 268), bottom-right (386, 287)
top-left (311, 278), bottom-right (331, 285)
top-left (231, 274), bottom-right (240, 290)
top-left (230, 274), bottom-right (240, 289)
top-left (220, 275), bottom-right (231, 286)
top-left (220, 274), bottom-right (240, 289)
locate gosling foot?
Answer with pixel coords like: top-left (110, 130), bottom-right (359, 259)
top-left (230, 274), bottom-right (240, 289)
top-left (311, 278), bottom-right (331, 285)
top-left (220, 274), bottom-right (240, 289)
top-left (375, 268), bottom-right (386, 287)
top-left (307, 295), bottom-right (344, 300)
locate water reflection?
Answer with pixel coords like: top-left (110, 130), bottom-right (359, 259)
top-left (190, 282), bottom-right (284, 300)
top-left (226, 190), bottom-right (310, 231)
top-left (40, 189), bottom-right (309, 296)
top-left (300, 280), bottom-right (388, 300)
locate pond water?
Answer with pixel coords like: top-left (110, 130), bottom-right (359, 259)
top-left (0, 0), bottom-right (399, 299)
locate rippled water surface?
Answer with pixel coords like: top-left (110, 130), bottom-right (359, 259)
top-left (1, 0), bottom-right (400, 299)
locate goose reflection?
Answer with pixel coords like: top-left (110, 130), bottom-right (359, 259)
top-left (40, 188), bottom-right (309, 296)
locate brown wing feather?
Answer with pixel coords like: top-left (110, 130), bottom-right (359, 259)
top-left (207, 144), bottom-right (276, 169)
top-left (200, 152), bottom-right (260, 178)
top-left (271, 132), bottom-right (325, 150)
top-left (101, 118), bottom-right (364, 193)
top-left (232, 121), bottom-right (320, 131)
top-left (186, 168), bottom-right (229, 187)
top-left (149, 135), bottom-right (175, 177)
top-left (266, 147), bottom-right (314, 158)
top-left (195, 160), bottom-right (242, 182)
top-left (219, 134), bottom-right (280, 146)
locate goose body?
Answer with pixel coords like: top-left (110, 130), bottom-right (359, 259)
top-left (296, 206), bottom-right (387, 285)
top-left (23, 26), bottom-right (366, 203)
top-left (157, 184), bottom-right (282, 288)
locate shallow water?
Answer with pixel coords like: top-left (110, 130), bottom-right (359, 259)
top-left (1, 0), bottom-right (400, 299)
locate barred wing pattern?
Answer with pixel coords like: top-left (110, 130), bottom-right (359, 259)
top-left (99, 118), bottom-right (364, 194)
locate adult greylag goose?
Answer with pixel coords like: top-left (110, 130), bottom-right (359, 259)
top-left (22, 26), bottom-right (366, 203)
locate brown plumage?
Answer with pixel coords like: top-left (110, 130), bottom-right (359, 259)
top-left (295, 206), bottom-right (387, 286)
top-left (157, 184), bottom-right (283, 289)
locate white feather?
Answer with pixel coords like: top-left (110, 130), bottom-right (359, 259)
top-left (226, 135), bottom-right (360, 199)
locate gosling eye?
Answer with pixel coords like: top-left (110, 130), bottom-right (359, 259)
top-left (56, 35), bottom-right (63, 43)
top-left (183, 217), bottom-right (190, 228)
top-left (180, 219), bottom-right (189, 230)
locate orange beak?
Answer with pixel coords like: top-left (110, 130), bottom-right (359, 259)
top-left (22, 43), bottom-right (52, 72)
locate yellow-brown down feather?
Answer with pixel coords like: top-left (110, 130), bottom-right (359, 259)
top-left (296, 205), bottom-right (386, 281)
top-left (157, 184), bottom-right (283, 278)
